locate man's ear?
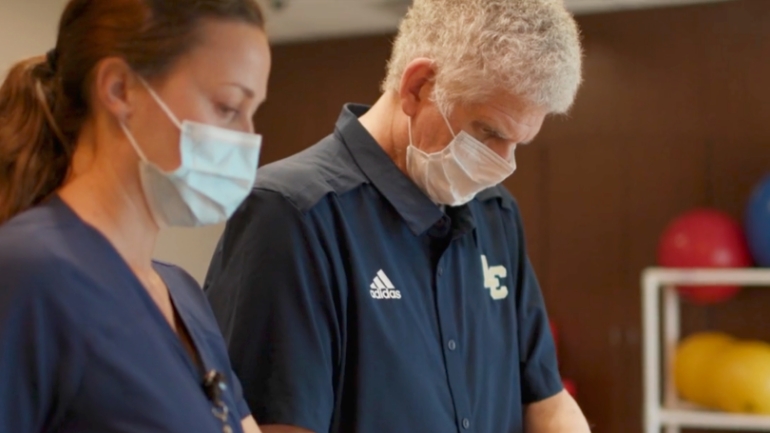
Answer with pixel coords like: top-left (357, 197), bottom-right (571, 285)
top-left (399, 58), bottom-right (436, 118)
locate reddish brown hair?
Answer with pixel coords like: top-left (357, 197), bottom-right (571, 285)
top-left (0, 0), bottom-right (264, 224)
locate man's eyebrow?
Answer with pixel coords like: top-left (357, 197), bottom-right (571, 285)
top-left (474, 120), bottom-right (512, 140)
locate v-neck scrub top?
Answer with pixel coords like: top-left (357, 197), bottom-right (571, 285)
top-left (0, 196), bottom-right (251, 433)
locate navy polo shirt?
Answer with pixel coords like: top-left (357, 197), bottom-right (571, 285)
top-left (0, 196), bottom-right (251, 433)
top-left (205, 104), bottom-right (562, 433)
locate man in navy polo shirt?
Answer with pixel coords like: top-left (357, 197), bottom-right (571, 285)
top-left (204, 0), bottom-right (590, 432)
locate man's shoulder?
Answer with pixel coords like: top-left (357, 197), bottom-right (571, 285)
top-left (255, 135), bottom-right (368, 213)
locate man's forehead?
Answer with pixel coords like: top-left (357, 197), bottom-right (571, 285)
top-left (470, 96), bottom-right (546, 138)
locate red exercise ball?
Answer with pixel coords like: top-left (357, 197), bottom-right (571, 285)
top-left (657, 208), bottom-right (752, 304)
top-left (563, 379), bottom-right (577, 398)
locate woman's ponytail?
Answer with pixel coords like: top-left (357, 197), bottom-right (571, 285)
top-left (0, 54), bottom-right (72, 225)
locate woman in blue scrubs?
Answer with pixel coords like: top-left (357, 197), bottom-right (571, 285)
top-left (0, 1), bottom-right (270, 432)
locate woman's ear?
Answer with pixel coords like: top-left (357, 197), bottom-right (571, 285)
top-left (92, 57), bottom-right (138, 123)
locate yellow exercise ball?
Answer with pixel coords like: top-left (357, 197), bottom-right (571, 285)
top-left (674, 332), bottom-right (735, 407)
top-left (711, 340), bottom-right (770, 414)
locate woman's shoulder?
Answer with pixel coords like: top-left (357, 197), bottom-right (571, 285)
top-left (0, 199), bottom-right (99, 305)
top-left (0, 205), bottom-right (77, 272)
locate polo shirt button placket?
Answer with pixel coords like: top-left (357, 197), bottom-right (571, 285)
top-left (430, 216), bottom-right (451, 238)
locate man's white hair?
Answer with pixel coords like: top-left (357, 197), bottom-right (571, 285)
top-left (383, 0), bottom-right (583, 114)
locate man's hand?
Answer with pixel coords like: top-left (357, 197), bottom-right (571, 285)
top-left (241, 416), bottom-right (263, 433)
top-left (525, 389), bottom-right (590, 433)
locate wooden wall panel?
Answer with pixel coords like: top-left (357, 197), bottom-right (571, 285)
top-left (255, 35), bottom-right (395, 165)
top-left (504, 145), bottom-right (548, 287)
top-left (542, 133), bottom-right (626, 430)
top-left (703, 0), bottom-right (770, 216)
top-left (251, 1), bottom-right (770, 431)
top-left (697, 7), bottom-right (770, 419)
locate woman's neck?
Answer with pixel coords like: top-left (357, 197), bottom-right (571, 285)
top-left (58, 126), bottom-right (159, 274)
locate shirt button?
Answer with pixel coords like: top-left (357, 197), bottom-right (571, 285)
top-left (462, 418), bottom-right (471, 429)
top-left (437, 266), bottom-right (444, 276)
top-left (447, 339), bottom-right (457, 351)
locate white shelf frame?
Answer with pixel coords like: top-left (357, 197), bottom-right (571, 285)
top-left (642, 267), bottom-right (770, 433)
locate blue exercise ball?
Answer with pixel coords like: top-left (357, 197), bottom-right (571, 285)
top-left (745, 174), bottom-right (770, 267)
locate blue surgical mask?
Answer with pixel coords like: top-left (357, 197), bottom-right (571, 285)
top-left (119, 77), bottom-right (262, 228)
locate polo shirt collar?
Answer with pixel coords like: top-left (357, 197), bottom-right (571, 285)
top-left (334, 104), bottom-right (444, 236)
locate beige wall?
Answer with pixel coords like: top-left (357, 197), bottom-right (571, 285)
top-left (0, 0), bottom-right (61, 78)
top-left (0, 0), bottom-right (224, 284)
top-left (154, 226), bottom-right (225, 285)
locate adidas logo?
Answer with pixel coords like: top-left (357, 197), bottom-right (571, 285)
top-left (369, 269), bottom-right (401, 300)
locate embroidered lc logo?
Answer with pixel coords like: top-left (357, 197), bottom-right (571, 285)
top-left (481, 255), bottom-right (509, 300)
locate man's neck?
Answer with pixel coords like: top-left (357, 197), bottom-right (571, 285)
top-left (358, 92), bottom-right (410, 175)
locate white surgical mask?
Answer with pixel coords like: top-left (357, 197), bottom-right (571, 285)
top-left (406, 111), bottom-right (516, 206)
top-left (120, 77), bottom-right (262, 228)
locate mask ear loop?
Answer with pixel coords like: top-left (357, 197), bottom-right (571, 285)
top-left (406, 116), bottom-right (433, 159)
top-left (410, 111), bottom-right (457, 150)
top-left (121, 75), bottom-right (185, 166)
top-left (119, 120), bottom-right (148, 162)
top-left (135, 75), bottom-right (183, 130)
top-left (407, 116), bottom-right (414, 147)
top-left (438, 109), bottom-right (457, 138)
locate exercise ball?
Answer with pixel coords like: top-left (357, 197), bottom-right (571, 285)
top-left (657, 208), bottom-right (752, 304)
top-left (745, 174), bottom-right (770, 267)
top-left (711, 340), bottom-right (770, 414)
top-left (674, 332), bottom-right (736, 407)
top-left (562, 379), bottom-right (577, 398)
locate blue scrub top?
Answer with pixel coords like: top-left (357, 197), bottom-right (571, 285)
top-left (205, 104), bottom-right (562, 433)
top-left (0, 196), bottom-right (251, 433)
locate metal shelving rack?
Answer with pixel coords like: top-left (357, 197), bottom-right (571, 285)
top-left (642, 267), bottom-right (770, 433)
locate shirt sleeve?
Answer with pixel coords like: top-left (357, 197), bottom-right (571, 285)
top-left (510, 202), bottom-right (564, 404)
top-left (205, 188), bottom-right (341, 433)
top-left (229, 368), bottom-right (252, 421)
top-left (0, 255), bottom-right (85, 432)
